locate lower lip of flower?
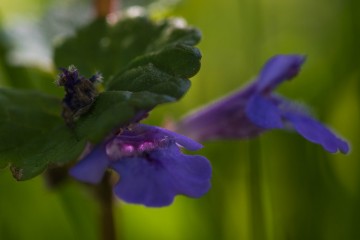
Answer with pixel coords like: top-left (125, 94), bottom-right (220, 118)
top-left (106, 139), bottom-right (160, 160)
top-left (138, 142), bottom-right (156, 152)
top-left (106, 141), bottom-right (135, 160)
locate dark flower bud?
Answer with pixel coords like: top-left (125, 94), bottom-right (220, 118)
top-left (56, 65), bottom-right (102, 125)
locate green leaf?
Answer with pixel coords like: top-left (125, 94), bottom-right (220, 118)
top-left (0, 88), bottom-right (62, 154)
top-left (7, 125), bottom-right (87, 180)
top-left (106, 63), bottom-right (191, 99)
top-left (54, 16), bottom-right (201, 99)
top-left (75, 91), bottom-right (174, 142)
top-left (0, 89), bottom-right (173, 180)
top-left (75, 91), bottom-right (135, 142)
top-left (0, 88), bottom-right (80, 180)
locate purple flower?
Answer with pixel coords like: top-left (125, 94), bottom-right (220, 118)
top-left (70, 124), bottom-right (212, 207)
top-left (175, 55), bottom-right (349, 154)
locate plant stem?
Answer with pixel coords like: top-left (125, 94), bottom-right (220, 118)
top-left (248, 139), bottom-right (266, 240)
top-left (92, 1), bottom-right (120, 239)
top-left (96, 172), bottom-right (117, 240)
top-left (94, 0), bottom-right (117, 18)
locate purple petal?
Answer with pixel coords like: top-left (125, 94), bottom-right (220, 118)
top-left (69, 144), bottom-right (109, 183)
top-left (176, 83), bottom-right (266, 141)
top-left (151, 145), bottom-right (212, 198)
top-left (245, 94), bottom-right (283, 129)
top-left (111, 157), bottom-right (176, 207)
top-left (283, 112), bottom-right (349, 154)
top-left (257, 55), bottom-right (306, 93)
top-left (152, 125), bottom-right (203, 151)
top-left (110, 144), bottom-right (211, 207)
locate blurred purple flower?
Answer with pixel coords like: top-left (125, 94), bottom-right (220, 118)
top-left (175, 55), bottom-right (349, 154)
top-left (70, 124), bottom-right (212, 207)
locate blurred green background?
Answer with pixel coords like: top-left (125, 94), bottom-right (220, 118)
top-left (0, 0), bottom-right (359, 239)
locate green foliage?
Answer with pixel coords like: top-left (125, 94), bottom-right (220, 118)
top-left (54, 16), bottom-right (201, 99)
top-left (0, 88), bottom-right (65, 180)
top-left (0, 16), bottom-right (201, 181)
top-left (0, 89), bottom-right (174, 180)
top-left (74, 90), bottom-right (174, 142)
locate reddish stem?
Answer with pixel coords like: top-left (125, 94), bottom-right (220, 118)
top-left (94, 0), bottom-right (117, 18)
top-left (96, 172), bottom-right (117, 240)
